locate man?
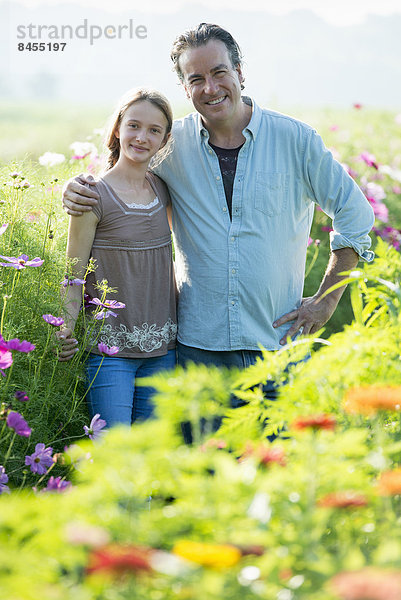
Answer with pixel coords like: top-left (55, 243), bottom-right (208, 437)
top-left (62, 23), bottom-right (374, 370)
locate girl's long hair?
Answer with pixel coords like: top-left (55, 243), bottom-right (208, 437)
top-left (104, 88), bottom-right (173, 170)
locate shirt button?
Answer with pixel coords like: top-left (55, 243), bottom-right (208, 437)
top-left (231, 301), bottom-right (235, 305)
top-left (222, 207), bottom-right (227, 212)
top-left (216, 175), bottom-right (221, 181)
top-left (209, 149), bottom-right (213, 154)
top-left (232, 269), bottom-right (236, 274)
top-left (231, 236), bottom-right (235, 242)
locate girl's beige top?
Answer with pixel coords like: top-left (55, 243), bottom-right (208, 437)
top-left (84, 172), bottom-right (177, 358)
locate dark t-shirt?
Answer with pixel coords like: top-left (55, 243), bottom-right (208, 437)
top-left (209, 142), bottom-right (244, 219)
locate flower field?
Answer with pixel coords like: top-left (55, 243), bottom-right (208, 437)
top-left (1, 104), bottom-right (401, 599)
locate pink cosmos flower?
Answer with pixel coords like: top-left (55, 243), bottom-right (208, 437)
top-left (98, 343), bottom-right (119, 356)
top-left (353, 103), bottom-right (363, 109)
top-left (330, 125), bottom-right (339, 131)
top-left (0, 466), bottom-right (10, 494)
top-left (89, 298), bottom-right (126, 310)
top-left (7, 411), bottom-right (31, 437)
top-left (368, 199), bottom-right (388, 223)
top-left (0, 254), bottom-right (44, 269)
top-left (43, 476), bottom-right (72, 492)
top-left (0, 344), bottom-right (13, 369)
top-left (25, 443), bottom-right (53, 474)
top-left (15, 390), bottom-right (29, 402)
top-left (89, 298), bottom-right (125, 320)
top-left (61, 277), bottom-right (85, 287)
top-left (84, 414), bottom-right (107, 440)
top-left (358, 151), bottom-right (378, 170)
top-left (5, 338), bottom-right (35, 353)
top-left (94, 310), bottom-right (118, 320)
top-left (374, 227), bottom-right (401, 251)
top-left (42, 314), bottom-right (65, 327)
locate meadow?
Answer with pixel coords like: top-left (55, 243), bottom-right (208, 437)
top-left (0, 102), bottom-right (401, 599)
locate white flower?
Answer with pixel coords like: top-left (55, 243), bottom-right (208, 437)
top-left (277, 590), bottom-right (293, 600)
top-left (289, 575), bottom-right (305, 589)
top-left (379, 164), bottom-right (401, 183)
top-left (150, 551), bottom-right (191, 576)
top-left (38, 152), bottom-right (66, 167)
top-left (238, 566), bottom-right (261, 586)
top-left (247, 492), bottom-right (271, 524)
top-left (70, 141), bottom-right (97, 158)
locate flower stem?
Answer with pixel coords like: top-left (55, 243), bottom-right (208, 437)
top-left (3, 431), bottom-right (16, 467)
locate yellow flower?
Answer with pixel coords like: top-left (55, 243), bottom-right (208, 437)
top-left (343, 386), bottom-right (401, 416)
top-left (172, 540), bottom-right (241, 568)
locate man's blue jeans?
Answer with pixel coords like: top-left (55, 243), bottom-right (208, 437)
top-left (177, 342), bottom-right (278, 443)
top-left (85, 349), bottom-right (176, 428)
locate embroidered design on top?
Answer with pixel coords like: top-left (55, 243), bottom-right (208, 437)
top-left (92, 319), bottom-right (177, 353)
top-left (125, 197), bottom-right (159, 209)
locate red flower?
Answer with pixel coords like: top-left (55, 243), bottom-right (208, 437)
top-left (86, 544), bottom-right (152, 576)
top-left (257, 445), bottom-right (286, 467)
top-left (317, 491), bottom-right (368, 508)
top-left (292, 414), bottom-right (337, 431)
top-left (239, 442), bottom-right (286, 467)
top-left (353, 103), bottom-right (363, 109)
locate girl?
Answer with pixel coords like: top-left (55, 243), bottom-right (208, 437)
top-left (57, 88), bottom-right (177, 427)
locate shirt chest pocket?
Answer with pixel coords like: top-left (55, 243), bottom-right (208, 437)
top-left (254, 172), bottom-right (289, 217)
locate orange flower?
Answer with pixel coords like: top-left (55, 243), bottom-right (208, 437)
top-left (317, 491), bottom-right (368, 508)
top-left (86, 544), bottom-right (152, 576)
top-left (172, 540), bottom-right (241, 568)
top-left (292, 414), bottom-right (337, 431)
top-left (330, 567), bottom-right (401, 600)
top-left (376, 468), bottom-right (401, 496)
top-left (343, 386), bottom-right (401, 416)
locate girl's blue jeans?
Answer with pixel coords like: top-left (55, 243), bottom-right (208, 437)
top-left (85, 349), bottom-right (176, 427)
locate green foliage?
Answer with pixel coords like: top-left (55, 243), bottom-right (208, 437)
top-left (1, 105), bottom-right (401, 598)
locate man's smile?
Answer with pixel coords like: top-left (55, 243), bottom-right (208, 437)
top-left (205, 95), bottom-right (227, 105)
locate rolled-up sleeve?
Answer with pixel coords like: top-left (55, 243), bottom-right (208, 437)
top-left (304, 129), bottom-right (375, 262)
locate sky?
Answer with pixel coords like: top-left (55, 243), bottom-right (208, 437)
top-left (13, 0), bottom-right (401, 26)
top-left (3, 0), bottom-right (401, 108)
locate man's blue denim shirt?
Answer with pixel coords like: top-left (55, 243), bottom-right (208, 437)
top-left (154, 99), bottom-right (375, 351)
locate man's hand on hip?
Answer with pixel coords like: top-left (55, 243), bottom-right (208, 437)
top-left (273, 294), bottom-right (337, 345)
top-left (273, 247), bottom-right (359, 345)
top-left (62, 174), bottom-right (99, 216)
